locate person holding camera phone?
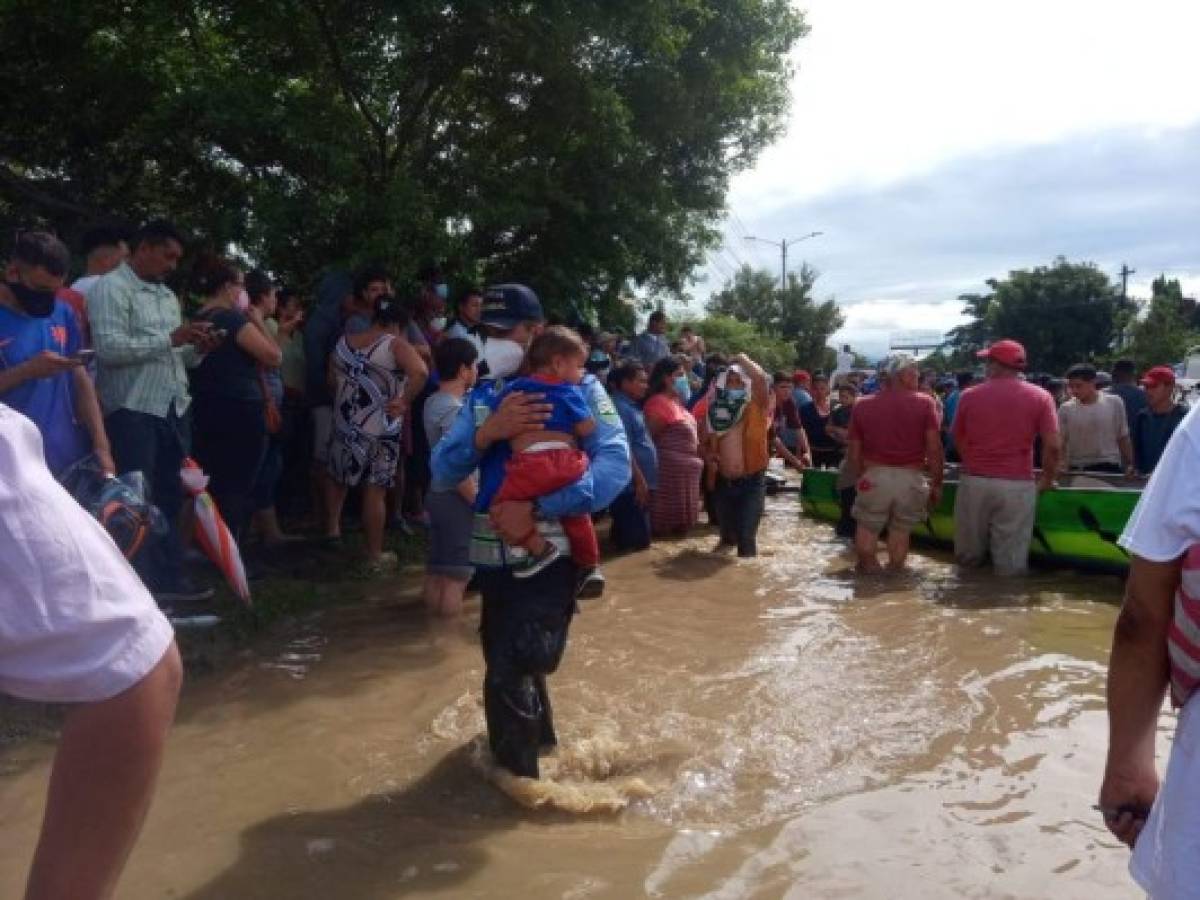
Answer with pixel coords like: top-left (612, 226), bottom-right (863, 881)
top-left (91, 220), bottom-right (223, 605)
top-left (188, 256), bottom-right (283, 546)
top-left (0, 231), bottom-right (115, 478)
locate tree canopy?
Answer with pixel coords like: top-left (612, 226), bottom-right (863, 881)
top-left (0, 0), bottom-right (806, 316)
top-left (943, 258), bottom-right (1122, 373)
top-left (1126, 275), bottom-right (1200, 370)
top-left (705, 262), bottom-right (844, 370)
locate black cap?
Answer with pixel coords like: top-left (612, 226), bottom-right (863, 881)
top-left (481, 283), bottom-right (544, 328)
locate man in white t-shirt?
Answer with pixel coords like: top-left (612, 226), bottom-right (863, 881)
top-left (1059, 362), bottom-right (1134, 474)
top-left (1099, 401), bottom-right (1200, 897)
top-left (0, 403), bottom-right (181, 900)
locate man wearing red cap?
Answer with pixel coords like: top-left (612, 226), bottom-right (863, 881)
top-left (1133, 366), bottom-right (1188, 474)
top-left (952, 339), bottom-right (1060, 575)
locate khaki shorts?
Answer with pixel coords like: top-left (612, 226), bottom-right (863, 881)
top-left (852, 465), bottom-right (930, 534)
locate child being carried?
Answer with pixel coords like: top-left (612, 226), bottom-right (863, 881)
top-left (491, 326), bottom-right (599, 578)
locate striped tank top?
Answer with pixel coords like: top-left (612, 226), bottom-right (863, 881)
top-left (1167, 545), bottom-right (1200, 707)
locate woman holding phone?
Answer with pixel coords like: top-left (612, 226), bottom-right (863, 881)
top-left (189, 256), bottom-right (281, 541)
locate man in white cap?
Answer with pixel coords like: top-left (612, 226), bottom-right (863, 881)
top-left (952, 339), bottom-right (1060, 575)
top-left (845, 353), bottom-right (943, 571)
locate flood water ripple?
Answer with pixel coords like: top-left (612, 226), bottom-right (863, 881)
top-left (0, 494), bottom-right (1169, 898)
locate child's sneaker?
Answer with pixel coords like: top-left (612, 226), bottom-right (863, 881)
top-left (575, 567), bottom-right (606, 599)
top-left (515, 542), bottom-right (560, 579)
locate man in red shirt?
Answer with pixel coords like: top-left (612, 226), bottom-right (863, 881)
top-left (847, 353), bottom-right (943, 571)
top-left (952, 339), bottom-right (1061, 575)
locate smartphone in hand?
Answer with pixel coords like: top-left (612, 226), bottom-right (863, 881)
top-left (73, 349), bottom-right (97, 364)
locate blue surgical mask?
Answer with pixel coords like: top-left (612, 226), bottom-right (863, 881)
top-left (435, 282), bottom-right (449, 301)
top-left (724, 388), bottom-right (747, 402)
top-left (674, 376), bottom-right (691, 400)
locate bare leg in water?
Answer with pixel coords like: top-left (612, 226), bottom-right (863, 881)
top-left (854, 525), bottom-right (883, 572)
top-left (885, 528), bottom-right (912, 571)
top-left (25, 644), bottom-right (183, 900)
top-left (362, 485), bottom-right (388, 561)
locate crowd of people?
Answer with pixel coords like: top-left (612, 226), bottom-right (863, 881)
top-left (3, 219), bottom-right (1200, 897)
top-left (0, 221), bottom-right (1193, 606)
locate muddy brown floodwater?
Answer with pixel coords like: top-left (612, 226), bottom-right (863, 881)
top-left (0, 494), bottom-right (1172, 898)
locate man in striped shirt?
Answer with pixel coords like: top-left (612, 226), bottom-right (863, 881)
top-left (90, 220), bottom-right (219, 604)
top-left (1100, 401), bottom-right (1200, 896)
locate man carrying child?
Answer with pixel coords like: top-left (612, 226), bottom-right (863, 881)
top-left (430, 284), bottom-right (629, 779)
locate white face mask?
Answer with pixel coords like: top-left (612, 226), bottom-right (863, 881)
top-left (429, 316), bottom-right (447, 332)
top-left (480, 337), bottom-right (526, 380)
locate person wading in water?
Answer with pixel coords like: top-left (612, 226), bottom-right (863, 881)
top-left (430, 284), bottom-right (629, 779)
top-left (705, 354), bottom-right (771, 557)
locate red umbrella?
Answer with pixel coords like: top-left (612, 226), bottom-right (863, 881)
top-left (180, 457), bottom-right (251, 605)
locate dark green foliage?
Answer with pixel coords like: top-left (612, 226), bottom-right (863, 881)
top-left (705, 262), bottom-right (844, 370)
top-left (0, 0), bottom-right (805, 317)
top-left (944, 258), bottom-right (1121, 374)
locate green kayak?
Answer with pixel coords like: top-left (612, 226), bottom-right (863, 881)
top-left (798, 467), bottom-right (1143, 574)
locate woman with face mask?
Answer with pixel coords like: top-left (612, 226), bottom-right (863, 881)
top-left (189, 256), bottom-right (282, 542)
top-left (643, 354), bottom-right (704, 537)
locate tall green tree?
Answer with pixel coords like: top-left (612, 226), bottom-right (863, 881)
top-left (0, 0), bottom-right (806, 317)
top-left (1126, 276), bottom-right (1200, 370)
top-left (944, 258), bottom-right (1119, 373)
top-left (706, 263), bottom-right (844, 370)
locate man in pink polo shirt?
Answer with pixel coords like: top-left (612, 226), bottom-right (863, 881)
top-left (951, 339), bottom-right (1061, 575)
top-left (846, 353), bottom-right (943, 572)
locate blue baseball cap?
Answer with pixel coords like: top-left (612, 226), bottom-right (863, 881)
top-left (481, 283), bottom-right (544, 328)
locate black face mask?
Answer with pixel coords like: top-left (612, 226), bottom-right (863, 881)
top-left (7, 280), bottom-right (56, 317)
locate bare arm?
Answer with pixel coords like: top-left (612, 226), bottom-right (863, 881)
top-left (391, 336), bottom-right (429, 408)
top-left (1099, 555), bottom-right (1180, 847)
top-left (1038, 432), bottom-right (1061, 491)
top-left (71, 367), bottom-right (114, 473)
top-left (1119, 434), bottom-right (1135, 473)
top-left (925, 428), bottom-right (945, 505)
top-left (0, 352), bottom-right (79, 395)
top-left (732, 353), bottom-right (769, 408)
top-left (847, 438), bottom-right (864, 479)
top-left (773, 435), bottom-right (806, 470)
top-left (235, 321), bottom-right (283, 367)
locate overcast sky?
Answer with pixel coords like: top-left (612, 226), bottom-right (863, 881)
top-left (690, 0), bottom-right (1200, 358)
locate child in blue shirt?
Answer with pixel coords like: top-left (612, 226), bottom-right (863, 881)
top-left (491, 326), bottom-right (598, 577)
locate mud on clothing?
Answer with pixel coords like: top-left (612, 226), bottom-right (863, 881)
top-left (852, 466), bottom-right (930, 535)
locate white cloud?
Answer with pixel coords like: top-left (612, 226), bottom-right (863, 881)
top-left (736, 0), bottom-right (1200, 209)
top-left (689, 0), bottom-right (1200, 352)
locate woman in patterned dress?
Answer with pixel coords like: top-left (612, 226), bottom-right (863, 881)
top-left (644, 355), bottom-right (704, 537)
top-left (325, 295), bottom-right (427, 571)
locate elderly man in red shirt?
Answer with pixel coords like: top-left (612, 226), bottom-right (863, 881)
top-left (952, 339), bottom-right (1060, 576)
top-left (846, 353), bottom-right (943, 572)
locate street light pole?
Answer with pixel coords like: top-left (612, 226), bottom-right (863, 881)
top-left (745, 231), bottom-right (824, 289)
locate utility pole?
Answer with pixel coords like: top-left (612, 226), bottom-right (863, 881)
top-left (1119, 263), bottom-right (1136, 303)
top-left (745, 231), bottom-right (824, 290)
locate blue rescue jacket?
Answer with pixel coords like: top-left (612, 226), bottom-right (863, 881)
top-left (430, 373), bottom-right (631, 569)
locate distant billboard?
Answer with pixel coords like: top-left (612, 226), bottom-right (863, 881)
top-left (889, 330), bottom-right (946, 351)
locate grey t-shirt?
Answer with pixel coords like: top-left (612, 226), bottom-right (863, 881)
top-left (425, 389), bottom-right (466, 494)
top-left (1059, 393), bottom-right (1129, 468)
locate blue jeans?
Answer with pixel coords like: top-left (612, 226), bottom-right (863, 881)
top-left (717, 471), bottom-right (766, 557)
top-left (105, 405), bottom-right (191, 591)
